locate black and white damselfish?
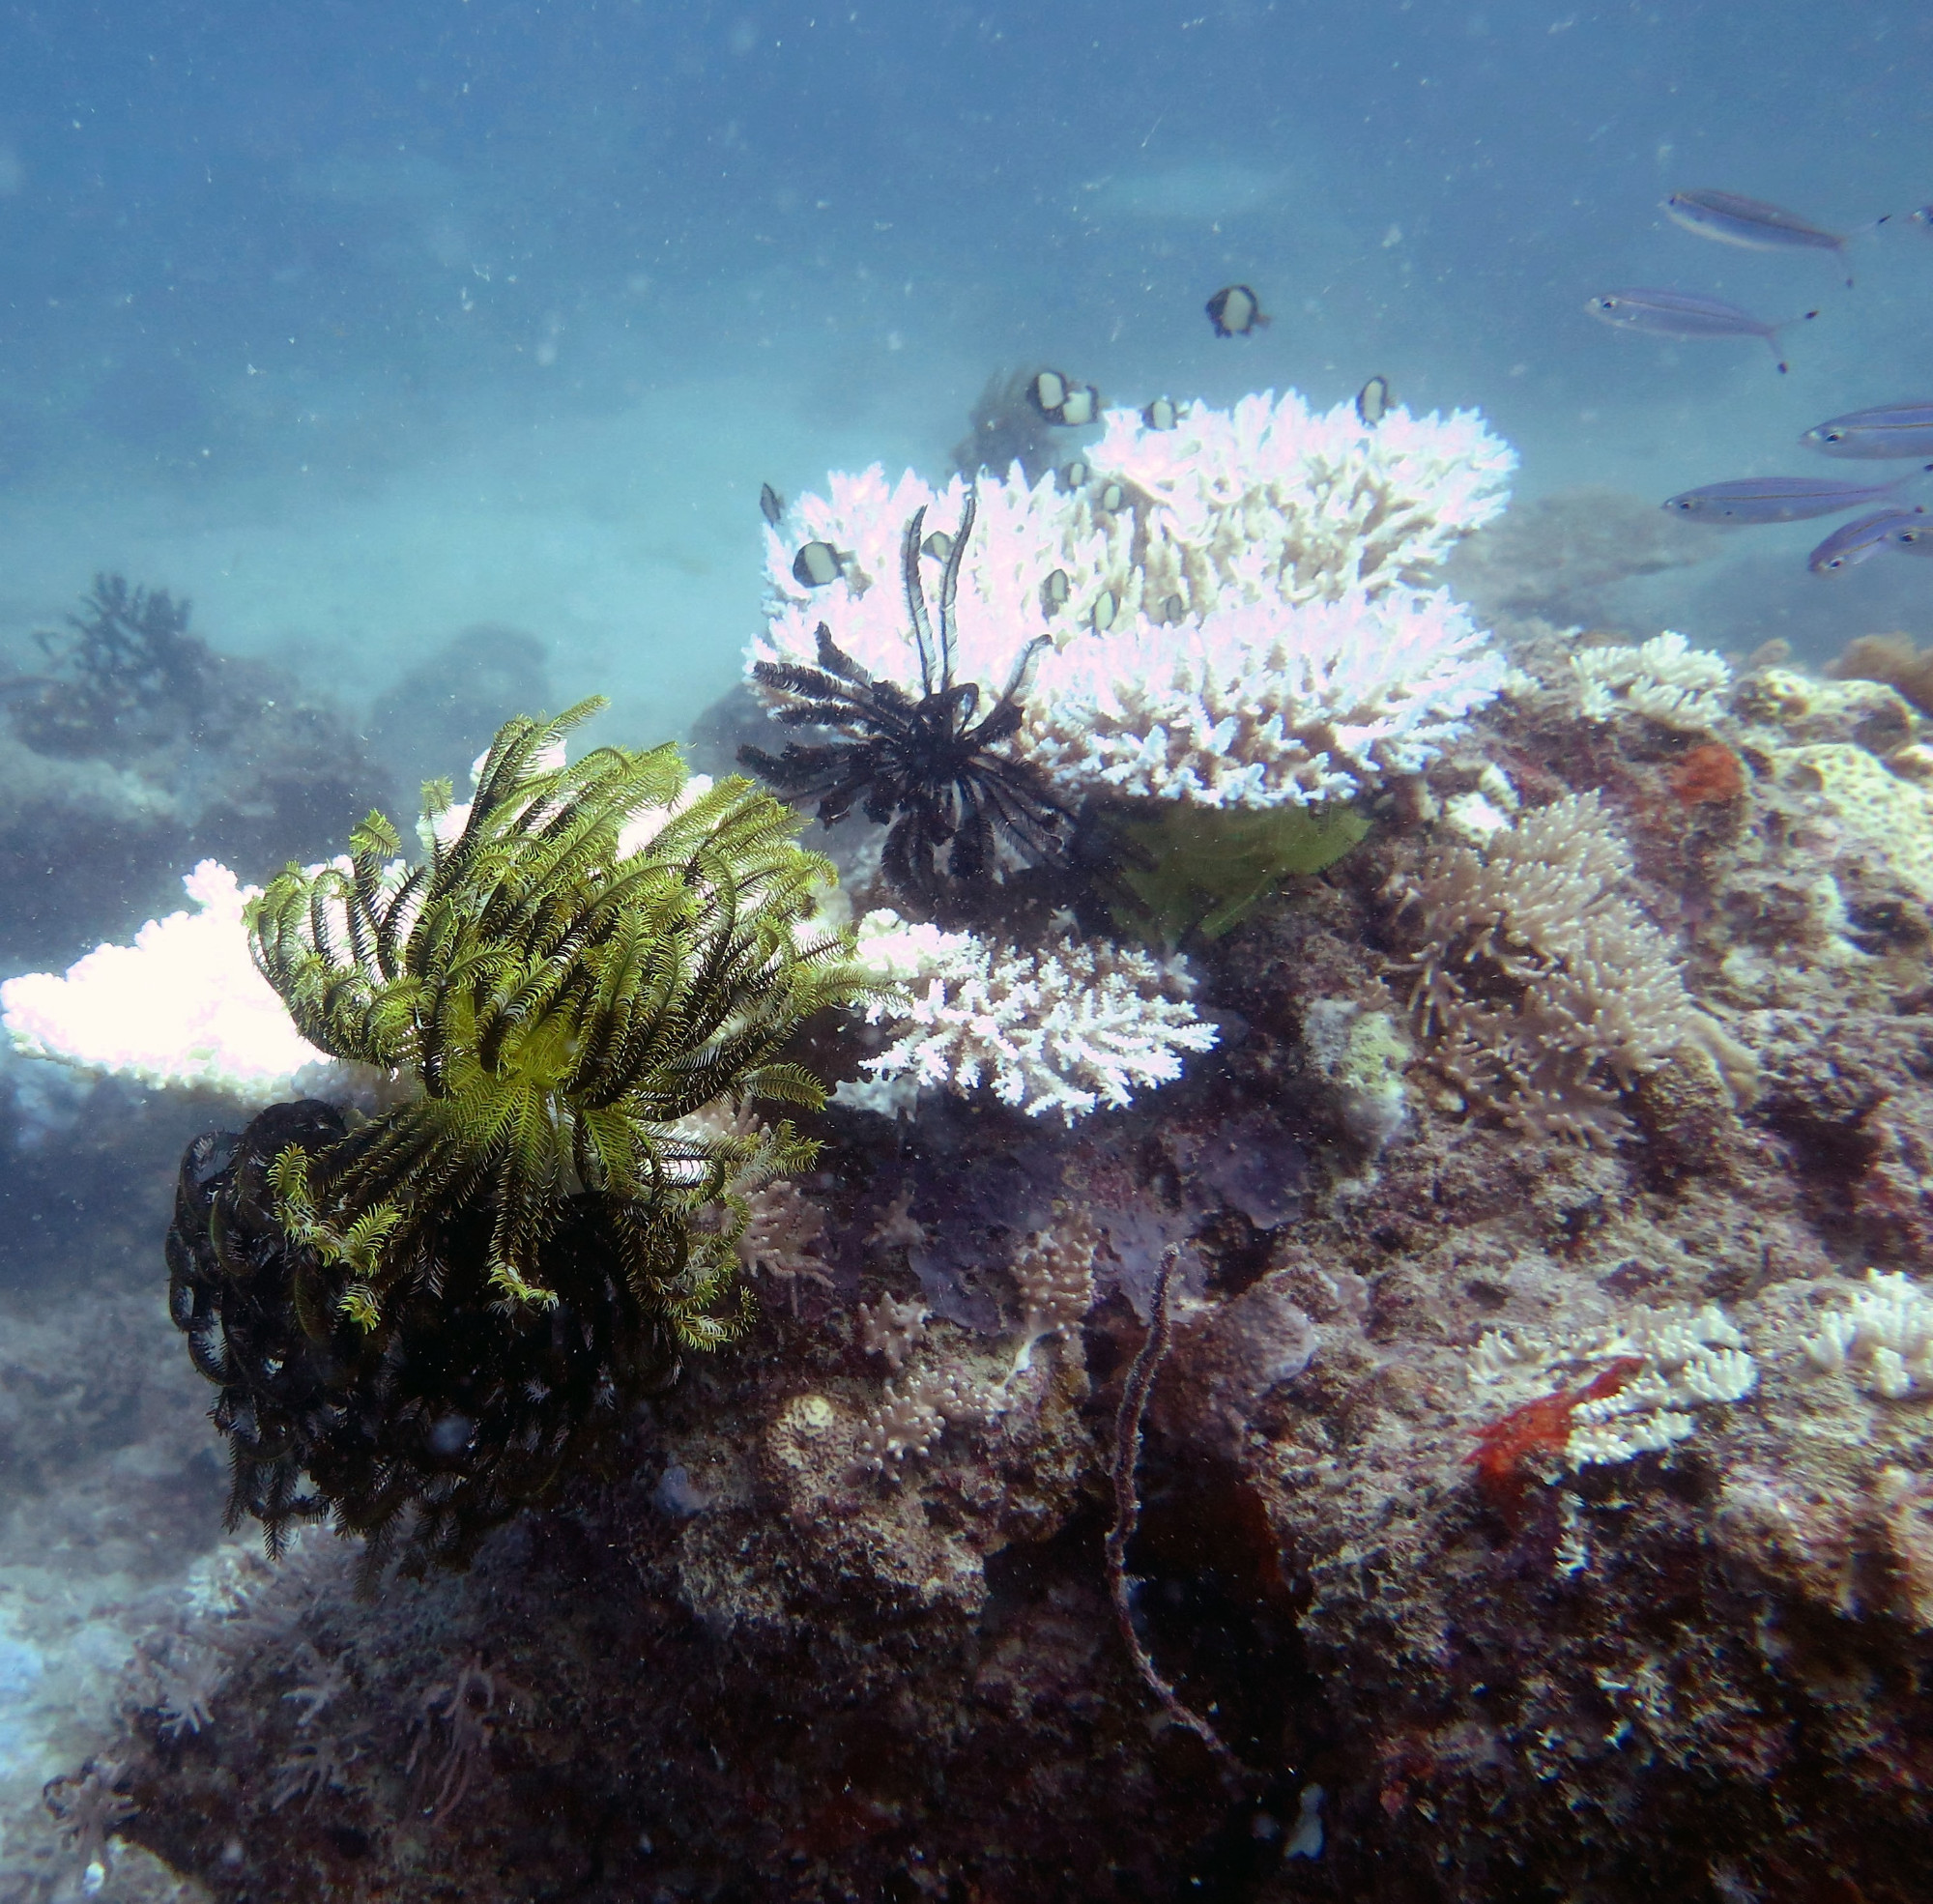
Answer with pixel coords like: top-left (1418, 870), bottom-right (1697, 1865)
top-left (1205, 284), bottom-right (1268, 337)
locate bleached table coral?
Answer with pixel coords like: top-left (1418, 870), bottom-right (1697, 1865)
top-left (1, 861), bottom-right (341, 1106)
top-left (852, 909), bottom-right (1218, 1122)
top-left (748, 389), bottom-right (1515, 813)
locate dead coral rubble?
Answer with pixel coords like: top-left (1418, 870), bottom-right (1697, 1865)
top-left (68, 630), bottom-right (1933, 1903)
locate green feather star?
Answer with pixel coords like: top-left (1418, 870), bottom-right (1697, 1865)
top-left (245, 697), bottom-right (868, 1348)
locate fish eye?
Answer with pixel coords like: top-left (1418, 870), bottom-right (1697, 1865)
top-left (1825, 430), bottom-right (1846, 442)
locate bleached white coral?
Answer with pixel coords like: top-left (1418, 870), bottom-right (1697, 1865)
top-left (0, 861), bottom-right (346, 1106)
top-left (1393, 791), bottom-right (1756, 1144)
top-left (749, 391), bottom-right (1515, 809)
top-left (754, 464), bottom-right (1105, 710)
top-left (1803, 1269), bottom-right (1933, 1400)
top-left (1082, 389), bottom-right (1515, 608)
top-left (853, 909), bottom-right (1218, 1123)
top-left (1473, 1301), bottom-right (1758, 1468)
top-left (1021, 588), bottom-right (1505, 808)
top-left (1571, 630), bottom-right (1732, 733)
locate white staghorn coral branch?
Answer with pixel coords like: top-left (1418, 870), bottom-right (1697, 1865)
top-left (852, 909), bottom-right (1219, 1122)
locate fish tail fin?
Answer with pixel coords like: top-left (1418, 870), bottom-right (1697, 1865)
top-left (1767, 309), bottom-right (1819, 368)
top-left (1255, 311), bottom-right (1272, 328)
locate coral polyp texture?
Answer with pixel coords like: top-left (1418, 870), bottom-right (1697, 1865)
top-left (1393, 787), bottom-right (1756, 1144)
top-left (1024, 587), bottom-right (1503, 807)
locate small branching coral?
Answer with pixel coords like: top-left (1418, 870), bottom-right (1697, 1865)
top-left (167, 701), bottom-right (870, 1572)
top-left (1467, 1301), bottom-right (1757, 1511)
top-left (741, 490), bottom-right (1070, 907)
top-left (851, 908), bottom-right (1219, 1122)
top-left (4, 573), bottom-right (211, 757)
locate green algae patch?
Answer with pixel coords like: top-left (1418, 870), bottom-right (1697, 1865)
top-left (1105, 801), bottom-right (1371, 946)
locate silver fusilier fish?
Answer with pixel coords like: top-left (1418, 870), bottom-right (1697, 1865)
top-left (1662, 468), bottom-right (1933, 524)
top-left (1803, 402), bottom-right (1933, 459)
top-left (1806, 508), bottom-right (1925, 573)
top-left (1585, 289), bottom-right (1817, 373)
top-left (1664, 189), bottom-right (1859, 285)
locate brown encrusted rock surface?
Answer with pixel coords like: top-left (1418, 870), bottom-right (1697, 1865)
top-left (74, 644), bottom-right (1933, 1904)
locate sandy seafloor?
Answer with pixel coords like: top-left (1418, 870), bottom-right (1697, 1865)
top-left (1, 142), bottom-right (1932, 1895)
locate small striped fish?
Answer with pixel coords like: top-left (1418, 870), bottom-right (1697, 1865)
top-left (1803, 402), bottom-right (1933, 460)
top-left (1807, 508), bottom-right (1925, 573)
top-left (1585, 288), bottom-right (1816, 373)
top-left (1664, 189), bottom-right (1861, 285)
top-left (1662, 469), bottom-right (1933, 524)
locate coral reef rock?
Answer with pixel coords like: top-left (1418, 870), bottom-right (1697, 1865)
top-left (36, 422), bottom-right (1933, 1904)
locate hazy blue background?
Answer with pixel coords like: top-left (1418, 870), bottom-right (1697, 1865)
top-left (1, 0), bottom-right (1930, 756)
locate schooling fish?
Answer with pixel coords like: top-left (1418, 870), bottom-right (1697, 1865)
top-left (1586, 289), bottom-right (1817, 373)
top-left (1662, 469), bottom-right (1933, 524)
top-left (1205, 284), bottom-right (1268, 337)
top-left (1142, 395), bottom-right (1178, 430)
top-left (1355, 375), bottom-right (1392, 426)
top-left (1664, 188), bottom-right (1862, 285)
top-left (1802, 402), bottom-right (1933, 460)
top-left (759, 482), bottom-right (785, 528)
top-left (1806, 508), bottom-right (1925, 573)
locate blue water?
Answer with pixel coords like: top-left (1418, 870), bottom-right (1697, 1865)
top-left (2, 0), bottom-right (1929, 760)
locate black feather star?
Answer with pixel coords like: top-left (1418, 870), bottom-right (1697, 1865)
top-left (740, 489), bottom-right (1071, 904)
